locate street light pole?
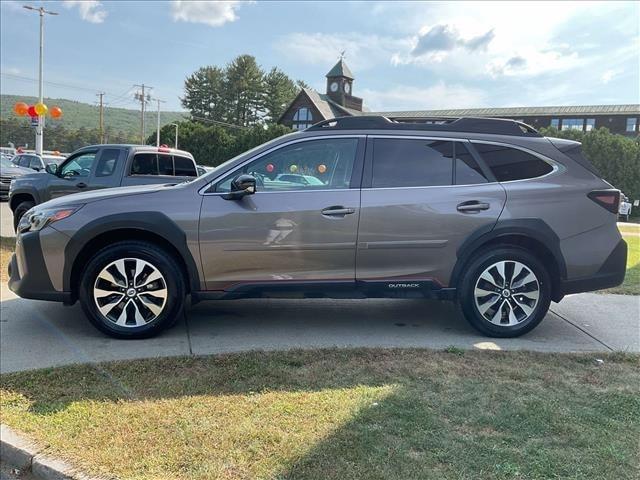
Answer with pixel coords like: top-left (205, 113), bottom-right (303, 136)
top-left (23, 5), bottom-right (58, 156)
top-left (170, 123), bottom-right (179, 149)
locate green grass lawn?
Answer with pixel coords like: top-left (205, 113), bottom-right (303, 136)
top-left (1, 349), bottom-right (639, 480)
top-left (604, 230), bottom-right (640, 295)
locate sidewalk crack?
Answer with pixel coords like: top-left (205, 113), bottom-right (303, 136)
top-left (549, 309), bottom-right (614, 352)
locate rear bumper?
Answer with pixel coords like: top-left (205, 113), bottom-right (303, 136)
top-left (559, 239), bottom-right (627, 296)
top-left (7, 232), bottom-right (72, 303)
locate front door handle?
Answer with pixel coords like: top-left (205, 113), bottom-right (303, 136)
top-left (76, 182), bottom-right (88, 189)
top-left (457, 201), bottom-right (490, 213)
top-left (321, 206), bottom-right (356, 217)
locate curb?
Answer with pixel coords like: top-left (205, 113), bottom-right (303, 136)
top-left (1, 424), bottom-right (99, 480)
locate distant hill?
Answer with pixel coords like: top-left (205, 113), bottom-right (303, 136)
top-left (0, 94), bottom-right (187, 136)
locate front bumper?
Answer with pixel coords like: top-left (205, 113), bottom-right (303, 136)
top-left (560, 239), bottom-right (627, 296)
top-left (7, 231), bottom-right (72, 303)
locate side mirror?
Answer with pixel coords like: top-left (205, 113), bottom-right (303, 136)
top-left (45, 163), bottom-right (58, 175)
top-left (224, 174), bottom-right (257, 200)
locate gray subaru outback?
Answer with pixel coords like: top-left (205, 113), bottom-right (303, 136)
top-left (7, 116), bottom-right (627, 339)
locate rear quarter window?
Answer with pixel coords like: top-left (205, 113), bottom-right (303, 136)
top-left (174, 155), bottom-right (197, 176)
top-left (473, 143), bottom-right (553, 182)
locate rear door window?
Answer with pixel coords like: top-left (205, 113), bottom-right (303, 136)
top-left (473, 143), bottom-right (553, 182)
top-left (174, 155), bottom-right (197, 176)
top-left (371, 138), bottom-right (453, 188)
top-left (18, 156), bottom-right (31, 168)
top-left (455, 143), bottom-right (488, 184)
top-left (131, 153), bottom-right (158, 175)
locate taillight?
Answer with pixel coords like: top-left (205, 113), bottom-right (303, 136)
top-left (588, 190), bottom-right (620, 214)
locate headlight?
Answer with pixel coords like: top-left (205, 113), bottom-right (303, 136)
top-left (18, 205), bottom-right (83, 233)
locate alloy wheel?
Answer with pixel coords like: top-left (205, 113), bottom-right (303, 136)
top-left (93, 258), bottom-right (168, 327)
top-left (473, 260), bottom-right (540, 326)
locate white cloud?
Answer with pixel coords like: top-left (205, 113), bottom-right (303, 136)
top-left (274, 32), bottom-right (411, 72)
top-left (361, 82), bottom-right (489, 111)
top-left (171, 1), bottom-right (247, 27)
top-left (62, 1), bottom-right (107, 24)
top-left (601, 70), bottom-right (616, 84)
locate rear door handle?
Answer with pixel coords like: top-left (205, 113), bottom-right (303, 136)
top-left (321, 206), bottom-right (356, 217)
top-left (76, 182), bottom-right (88, 189)
top-left (457, 201), bottom-right (490, 213)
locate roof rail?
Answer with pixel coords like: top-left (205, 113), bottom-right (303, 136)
top-left (305, 115), bottom-right (541, 137)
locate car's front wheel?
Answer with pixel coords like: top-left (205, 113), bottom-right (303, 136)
top-left (79, 241), bottom-right (186, 339)
top-left (459, 247), bottom-right (551, 338)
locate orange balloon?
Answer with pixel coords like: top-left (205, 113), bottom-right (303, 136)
top-left (13, 102), bottom-right (29, 116)
top-left (50, 106), bottom-right (63, 119)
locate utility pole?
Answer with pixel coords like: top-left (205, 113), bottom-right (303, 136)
top-left (134, 84), bottom-right (152, 144)
top-left (97, 92), bottom-right (105, 143)
top-left (154, 98), bottom-right (166, 146)
top-left (23, 4), bottom-right (58, 155)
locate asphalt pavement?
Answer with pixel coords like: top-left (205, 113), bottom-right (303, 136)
top-left (1, 283), bottom-right (638, 373)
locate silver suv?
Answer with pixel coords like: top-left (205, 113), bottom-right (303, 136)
top-left (7, 116), bottom-right (627, 339)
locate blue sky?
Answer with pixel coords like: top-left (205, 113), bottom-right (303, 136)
top-left (1, 0), bottom-right (638, 112)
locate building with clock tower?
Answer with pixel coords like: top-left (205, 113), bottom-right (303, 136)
top-left (278, 58), bottom-right (364, 130)
top-left (278, 58), bottom-right (639, 136)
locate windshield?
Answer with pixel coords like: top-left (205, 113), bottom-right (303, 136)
top-left (1, 157), bottom-right (14, 169)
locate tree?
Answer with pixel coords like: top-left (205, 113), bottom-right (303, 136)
top-left (224, 55), bottom-right (265, 127)
top-left (181, 55), bottom-right (305, 128)
top-left (263, 67), bottom-right (299, 123)
top-left (181, 66), bottom-right (227, 121)
top-left (540, 126), bottom-right (640, 200)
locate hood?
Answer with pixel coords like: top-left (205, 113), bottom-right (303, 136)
top-left (0, 165), bottom-right (34, 177)
top-left (40, 183), bottom-right (170, 209)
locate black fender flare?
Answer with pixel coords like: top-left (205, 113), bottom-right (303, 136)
top-left (450, 218), bottom-right (567, 289)
top-left (63, 211), bottom-right (201, 293)
top-left (9, 187), bottom-right (40, 211)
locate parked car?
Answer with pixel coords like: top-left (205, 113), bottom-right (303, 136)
top-left (11, 153), bottom-right (66, 172)
top-left (7, 116), bottom-right (626, 339)
top-left (197, 165), bottom-right (214, 176)
top-left (0, 157), bottom-right (33, 200)
top-left (9, 144), bottom-right (198, 229)
top-left (618, 194), bottom-right (632, 222)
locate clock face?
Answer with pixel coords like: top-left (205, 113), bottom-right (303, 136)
top-left (344, 82), bottom-right (351, 94)
top-left (330, 82), bottom-right (339, 92)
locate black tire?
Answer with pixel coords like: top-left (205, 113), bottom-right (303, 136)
top-left (458, 247), bottom-right (551, 338)
top-left (79, 241), bottom-right (186, 339)
top-left (13, 200), bottom-right (35, 231)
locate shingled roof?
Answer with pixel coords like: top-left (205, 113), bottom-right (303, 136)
top-left (371, 104), bottom-right (640, 118)
top-left (326, 59), bottom-right (354, 79)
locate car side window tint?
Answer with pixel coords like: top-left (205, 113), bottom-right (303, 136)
top-left (174, 156), bottom-right (197, 177)
top-left (216, 138), bottom-right (359, 192)
top-left (372, 138), bottom-right (453, 188)
top-left (95, 149), bottom-right (120, 177)
top-left (455, 142), bottom-right (488, 184)
top-left (60, 152), bottom-right (97, 178)
top-left (29, 156), bottom-right (42, 170)
top-left (474, 143), bottom-right (553, 182)
top-left (18, 156), bottom-right (31, 168)
top-left (158, 154), bottom-right (174, 175)
top-left (131, 153), bottom-right (158, 175)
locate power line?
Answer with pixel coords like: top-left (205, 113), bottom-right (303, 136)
top-left (189, 115), bottom-right (248, 130)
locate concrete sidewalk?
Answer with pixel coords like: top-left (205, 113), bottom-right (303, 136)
top-left (1, 284), bottom-right (638, 373)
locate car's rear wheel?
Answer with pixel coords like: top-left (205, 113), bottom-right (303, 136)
top-left (79, 241), bottom-right (186, 339)
top-left (13, 200), bottom-right (35, 231)
top-left (459, 247), bottom-right (551, 338)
